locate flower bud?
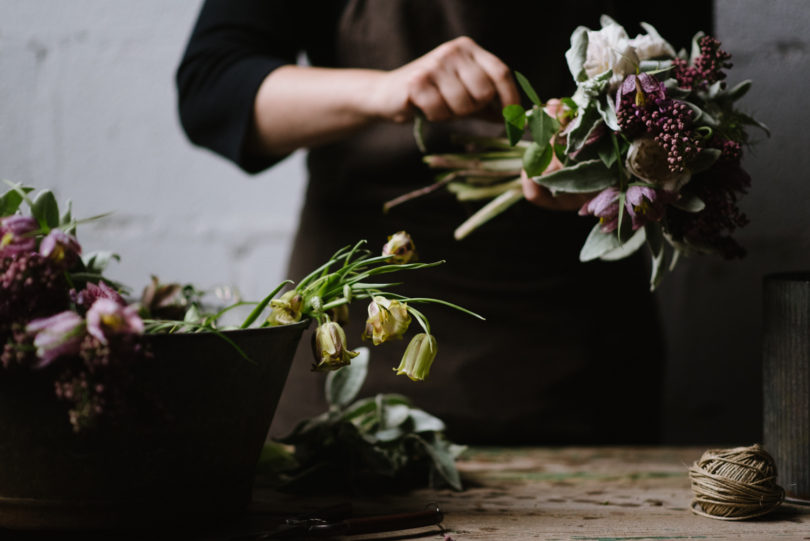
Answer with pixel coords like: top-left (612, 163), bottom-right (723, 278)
top-left (362, 296), bottom-right (411, 345)
top-left (26, 310), bottom-right (85, 368)
top-left (266, 290), bottom-right (303, 326)
top-left (313, 321), bottom-right (359, 371)
top-left (625, 137), bottom-right (688, 191)
top-left (394, 333), bottom-right (437, 381)
top-left (382, 231), bottom-right (417, 264)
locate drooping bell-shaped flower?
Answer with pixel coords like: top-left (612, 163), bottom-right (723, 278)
top-left (312, 321), bottom-right (359, 371)
top-left (86, 298), bottom-right (144, 344)
top-left (394, 333), bottom-right (437, 381)
top-left (266, 290), bottom-right (303, 326)
top-left (625, 185), bottom-right (670, 230)
top-left (26, 310), bottom-right (86, 368)
top-left (362, 296), bottom-right (411, 345)
top-left (382, 231), bottom-right (417, 264)
top-left (578, 187), bottom-right (622, 232)
top-left (0, 215), bottom-right (38, 258)
top-left (39, 229), bottom-right (82, 268)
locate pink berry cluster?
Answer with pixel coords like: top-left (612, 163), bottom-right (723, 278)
top-left (673, 36), bottom-right (733, 90)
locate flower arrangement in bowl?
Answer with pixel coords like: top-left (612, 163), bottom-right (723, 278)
top-left (389, 16), bottom-right (767, 290)
top-left (0, 182), bottom-right (478, 530)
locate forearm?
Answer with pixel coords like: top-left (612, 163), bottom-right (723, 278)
top-left (249, 65), bottom-right (391, 156)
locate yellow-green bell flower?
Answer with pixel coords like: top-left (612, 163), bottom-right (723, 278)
top-left (394, 333), bottom-right (437, 381)
top-left (313, 321), bottom-right (359, 371)
top-left (266, 290), bottom-right (303, 326)
top-left (382, 231), bottom-right (417, 264)
top-left (362, 296), bottom-right (411, 345)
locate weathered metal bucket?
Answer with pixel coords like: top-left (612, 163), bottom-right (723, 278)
top-left (0, 320), bottom-right (309, 530)
top-left (763, 272), bottom-right (810, 502)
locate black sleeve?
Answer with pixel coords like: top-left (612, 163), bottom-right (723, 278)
top-left (175, 0), bottom-right (304, 173)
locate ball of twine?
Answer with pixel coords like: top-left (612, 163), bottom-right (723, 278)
top-left (689, 444), bottom-right (785, 520)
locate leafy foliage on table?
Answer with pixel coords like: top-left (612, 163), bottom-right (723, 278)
top-left (256, 348), bottom-right (466, 492)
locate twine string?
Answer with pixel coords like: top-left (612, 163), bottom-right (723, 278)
top-left (689, 444), bottom-right (785, 520)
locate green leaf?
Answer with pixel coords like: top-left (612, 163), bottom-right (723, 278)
top-left (672, 193), bottom-right (706, 213)
top-left (325, 347), bottom-right (369, 408)
top-left (515, 71), bottom-right (542, 107)
top-left (560, 97), bottom-right (578, 112)
top-left (736, 111), bottom-right (771, 137)
top-left (409, 408), bottom-right (446, 433)
top-left (600, 227), bottom-right (646, 261)
top-left (382, 403), bottom-right (411, 429)
top-left (685, 102), bottom-right (719, 128)
top-left (727, 80), bottom-right (752, 102)
top-left (522, 141), bottom-right (554, 177)
top-left (580, 223), bottom-right (621, 262)
top-left (646, 223), bottom-right (667, 291)
top-left (532, 159), bottom-right (616, 194)
top-left (31, 189), bottom-right (60, 229)
top-left (596, 94), bottom-right (620, 132)
top-left (565, 26), bottom-right (589, 82)
top-left (81, 251), bottom-right (121, 274)
top-left (688, 148), bottom-right (721, 174)
top-left (409, 434), bottom-right (463, 490)
top-left (689, 31), bottom-right (706, 64)
top-left (502, 104), bottom-right (526, 146)
top-left (596, 139), bottom-right (617, 169)
top-left (565, 104), bottom-right (602, 155)
top-left (528, 108), bottom-right (559, 149)
top-left (0, 189), bottom-right (23, 216)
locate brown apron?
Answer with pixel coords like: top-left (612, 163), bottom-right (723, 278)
top-left (271, 0), bottom-right (663, 444)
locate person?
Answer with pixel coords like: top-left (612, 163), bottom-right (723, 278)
top-left (176, 0), bottom-right (711, 444)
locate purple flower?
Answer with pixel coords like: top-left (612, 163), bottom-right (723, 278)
top-left (39, 229), bottom-right (81, 268)
top-left (0, 215), bottom-right (38, 258)
top-left (625, 185), bottom-right (671, 230)
top-left (578, 187), bottom-right (621, 232)
top-left (615, 73), bottom-right (666, 112)
top-left (73, 281), bottom-right (126, 310)
top-left (86, 298), bottom-right (143, 344)
top-left (26, 311), bottom-right (85, 368)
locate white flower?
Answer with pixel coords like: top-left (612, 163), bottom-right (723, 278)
top-left (629, 23), bottom-right (676, 61)
top-left (583, 22), bottom-right (639, 85)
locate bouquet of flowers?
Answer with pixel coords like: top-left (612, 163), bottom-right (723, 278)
top-left (1, 182), bottom-right (479, 432)
top-left (388, 16), bottom-right (767, 289)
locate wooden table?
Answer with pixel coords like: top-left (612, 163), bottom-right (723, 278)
top-left (242, 447), bottom-right (810, 541)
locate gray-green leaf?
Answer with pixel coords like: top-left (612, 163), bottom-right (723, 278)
top-left (533, 159), bottom-right (615, 194)
top-left (565, 26), bottom-right (589, 82)
top-left (325, 347), bottom-right (369, 408)
top-left (688, 148), bottom-right (721, 174)
top-left (580, 223), bottom-right (621, 262)
top-left (600, 227), bottom-right (646, 261)
top-left (672, 193), bottom-right (706, 213)
top-left (409, 408), bottom-right (446, 433)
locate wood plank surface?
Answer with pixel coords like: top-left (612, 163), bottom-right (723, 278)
top-left (244, 447), bottom-right (810, 541)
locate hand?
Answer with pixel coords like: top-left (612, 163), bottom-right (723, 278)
top-left (368, 36), bottom-right (520, 123)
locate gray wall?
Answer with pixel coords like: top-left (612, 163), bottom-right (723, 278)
top-left (659, 0), bottom-right (810, 443)
top-left (0, 1), bottom-right (307, 301)
top-left (1, 1), bottom-right (807, 443)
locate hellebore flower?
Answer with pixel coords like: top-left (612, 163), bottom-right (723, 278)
top-left (86, 298), bottom-right (144, 344)
top-left (582, 21), bottom-right (639, 87)
top-left (362, 296), bottom-right (411, 345)
top-left (382, 231), bottom-right (417, 264)
top-left (394, 333), bottom-right (437, 382)
top-left (313, 321), bottom-right (359, 371)
top-left (0, 215), bottom-right (38, 257)
top-left (578, 187), bottom-right (621, 232)
top-left (625, 185), bottom-right (670, 230)
top-left (39, 229), bottom-right (82, 268)
top-left (266, 290), bottom-right (303, 326)
top-left (626, 137), bottom-right (690, 192)
top-left (26, 311), bottom-right (85, 368)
